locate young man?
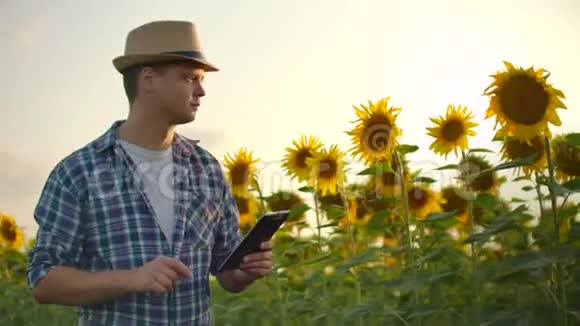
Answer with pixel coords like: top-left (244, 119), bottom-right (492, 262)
top-left (26, 20), bottom-right (273, 325)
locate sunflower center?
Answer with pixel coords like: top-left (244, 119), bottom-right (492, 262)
top-left (355, 197), bottom-right (368, 220)
top-left (442, 188), bottom-right (467, 215)
top-left (269, 193), bottom-right (302, 211)
top-left (319, 193), bottom-right (344, 207)
top-left (408, 187), bottom-right (429, 210)
top-left (0, 221), bottom-right (16, 242)
top-left (231, 164), bottom-right (250, 187)
top-left (441, 119), bottom-right (465, 142)
top-left (499, 75), bottom-right (549, 125)
top-left (318, 159), bottom-right (338, 179)
top-left (235, 197), bottom-right (250, 214)
top-left (382, 171), bottom-right (402, 186)
top-left (361, 118), bottom-right (393, 153)
top-left (295, 149), bottom-right (313, 169)
top-left (460, 158), bottom-right (495, 192)
top-left (505, 137), bottom-right (544, 163)
top-left (554, 143), bottom-right (580, 177)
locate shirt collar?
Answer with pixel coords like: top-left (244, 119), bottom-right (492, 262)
top-left (92, 120), bottom-right (200, 157)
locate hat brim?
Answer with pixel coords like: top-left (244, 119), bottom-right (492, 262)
top-left (113, 52), bottom-right (219, 73)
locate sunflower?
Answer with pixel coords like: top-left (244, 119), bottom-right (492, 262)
top-left (366, 157), bottom-right (410, 206)
top-left (551, 134), bottom-right (580, 182)
top-left (267, 190), bottom-right (306, 224)
top-left (0, 213), bottom-right (24, 250)
top-left (459, 155), bottom-right (498, 194)
top-left (483, 61), bottom-right (567, 142)
top-left (234, 194), bottom-right (258, 232)
top-left (426, 104), bottom-right (478, 158)
top-left (441, 186), bottom-right (468, 225)
top-left (305, 144), bottom-right (346, 196)
top-left (407, 185), bottom-right (442, 219)
top-left (499, 135), bottom-right (546, 176)
top-left (339, 195), bottom-right (372, 228)
top-left (282, 134), bottom-right (323, 182)
top-left (223, 148), bottom-right (260, 197)
top-left (347, 96), bottom-right (403, 164)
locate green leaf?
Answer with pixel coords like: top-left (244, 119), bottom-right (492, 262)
top-left (337, 248), bottom-right (382, 272)
top-left (562, 178), bottom-right (580, 192)
top-left (565, 132), bottom-right (580, 147)
top-left (317, 222), bottom-right (339, 229)
top-left (367, 197), bottom-right (399, 207)
top-left (289, 202), bottom-right (311, 220)
top-left (298, 186), bottom-right (314, 193)
top-left (412, 176), bottom-right (437, 184)
top-left (558, 204), bottom-right (579, 222)
top-left (489, 154), bottom-right (536, 172)
top-left (475, 193), bottom-right (498, 209)
top-left (434, 164), bottom-right (458, 171)
top-left (386, 270), bottom-right (459, 291)
top-left (397, 144), bottom-right (419, 155)
top-left (468, 148), bottom-right (495, 154)
top-left (511, 197), bottom-right (527, 203)
top-left (462, 205), bottom-right (527, 244)
top-left (357, 162), bottom-right (392, 176)
top-left (365, 209), bottom-right (396, 235)
top-left (422, 211), bottom-right (456, 222)
top-left (512, 175), bottom-right (531, 182)
top-left (321, 204), bottom-right (345, 219)
top-left (521, 185), bottom-right (534, 192)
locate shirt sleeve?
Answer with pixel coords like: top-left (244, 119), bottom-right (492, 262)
top-left (26, 166), bottom-right (85, 289)
top-left (209, 175), bottom-right (241, 275)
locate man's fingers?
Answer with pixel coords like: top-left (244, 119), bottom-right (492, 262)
top-left (153, 273), bottom-right (174, 291)
top-left (161, 266), bottom-right (179, 281)
top-left (163, 258), bottom-right (192, 278)
top-left (243, 250), bottom-right (272, 263)
top-left (260, 241), bottom-right (273, 250)
top-left (243, 268), bottom-right (271, 277)
top-left (240, 261), bottom-right (271, 270)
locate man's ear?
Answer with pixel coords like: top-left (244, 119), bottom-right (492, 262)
top-left (140, 66), bottom-right (157, 93)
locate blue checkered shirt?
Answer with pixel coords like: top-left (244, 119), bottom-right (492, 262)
top-left (27, 120), bottom-right (241, 325)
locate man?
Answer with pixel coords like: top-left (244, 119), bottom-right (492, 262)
top-left (26, 20), bottom-right (273, 325)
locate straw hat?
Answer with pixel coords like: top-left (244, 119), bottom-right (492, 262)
top-left (112, 20), bottom-right (219, 73)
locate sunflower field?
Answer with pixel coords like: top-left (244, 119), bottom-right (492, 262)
top-left (2, 61), bottom-right (580, 325)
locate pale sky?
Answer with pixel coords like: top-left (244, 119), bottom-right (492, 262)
top-left (1, 0), bottom-right (579, 237)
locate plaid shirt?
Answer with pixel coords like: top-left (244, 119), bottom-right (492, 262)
top-left (27, 120), bottom-right (241, 325)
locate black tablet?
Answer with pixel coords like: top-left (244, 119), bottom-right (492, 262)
top-left (217, 210), bottom-right (290, 272)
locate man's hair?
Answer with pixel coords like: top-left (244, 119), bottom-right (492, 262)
top-left (122, 65), bottom-right (146, 105)
top-left (122, 61), bottom-right (185, 104)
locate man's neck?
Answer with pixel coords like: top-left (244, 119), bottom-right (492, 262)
top-left (117, 111), bottom-right (175, 152)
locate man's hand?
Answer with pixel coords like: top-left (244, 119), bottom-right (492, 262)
top-left (130, 256), bottom-right (192, 295)
top-left (231, 240), bottom-right (274, 287)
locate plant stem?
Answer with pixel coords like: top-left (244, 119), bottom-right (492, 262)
top-left (394, 153), bottom-right (420, 322)
top-left (252, 176), bottom-right (267, 214)
top-left (271, 269), bottom-right (288, 326)
top-left (535, 171), bottom-right (546, 220)
top-left (461, 150), bottom-right (479, 325)
top-left (313, 186), bottom-right (332, 325)
top-left (544, 136), bottom-right (568, 326)
top-left (313, 188), bottom-right (323, 249)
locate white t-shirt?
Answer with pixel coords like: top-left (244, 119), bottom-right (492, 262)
top-left (118, 140), bottom-right (176, 244)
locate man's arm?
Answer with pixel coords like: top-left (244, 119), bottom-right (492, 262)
top-left (31, 266), bottom-right (135, 305)
top-left (27, 165), bottom-right (192, 305)
top-left (32, 256), bottom-right (192, 305)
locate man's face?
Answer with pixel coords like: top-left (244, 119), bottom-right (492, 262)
top-left (145, 62), bottom-right (206, 125)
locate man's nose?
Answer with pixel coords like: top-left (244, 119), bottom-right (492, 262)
top-left (194, 81), bottom-right (206, 97)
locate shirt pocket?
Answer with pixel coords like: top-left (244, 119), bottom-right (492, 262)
top-left (87, 167), bottom-right (141, 205)
top-left (182, 192), bottom-right (219, 250)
